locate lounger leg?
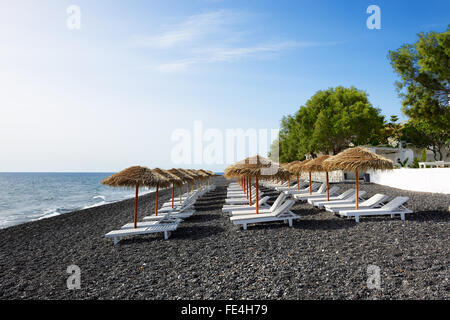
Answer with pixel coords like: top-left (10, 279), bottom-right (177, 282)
top-left (243, 223), bottom-right (247, 230)
top-left (391, 214), bottom-right (394, 218)
top-left (289, 219), bottom-right (293, 227)
top-left (355, 215), bottom-right (360, 223)
top-left (113, 237), bottom-right (118, 246)
top-left (401, 213), bottom-right (405, 221)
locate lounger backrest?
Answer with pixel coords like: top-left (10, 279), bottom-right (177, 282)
top-left (316, 183), bottom-right (326, 193)
top-left (328, 186), bottom-right (340, 196)
top-left (361, 194), bottom-right (388, 207)
top-left (381, 196), bottom-right (409, 211)
top-left (258, 196), bottom-right (270, 205)
top-left (270, 193), bottom-right (287, 211)
top-left (273, 200), bottom-right (295, 216)
top-left (338, 189), bottom-right (355, 199)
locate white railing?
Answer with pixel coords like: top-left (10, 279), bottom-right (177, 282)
top-left (418, 161), bottom-right (450, 168)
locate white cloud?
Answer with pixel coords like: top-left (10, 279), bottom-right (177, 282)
top-left (134, 10), bottom-right (342, 73)
top-left (132, 10), bottom-right (243, 49)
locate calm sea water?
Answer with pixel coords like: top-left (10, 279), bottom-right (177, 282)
top-left (0, 173), bottom-right (155, 229)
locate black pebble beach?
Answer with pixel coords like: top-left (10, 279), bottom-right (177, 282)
top-left (0, 176), bottom-right (448, 299)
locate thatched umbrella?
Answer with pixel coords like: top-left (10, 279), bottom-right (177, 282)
top-left (225, 161), bottom-right (247, 194)
top-left (193, 169), bottom-right (210, 187)
top-left (169, 168), bottom-right (194, 203)
top-left (178, 169), bottom-right (198, 192)
top-left (102, 166), bottom-right (166, 228)
top-left (198, 169), bottom-right (215, 186)
top-left (323, 147), bottom-right (393, 209)
top-left (286, 160), bottom-right (304, 191)
top-left (301, 155), bottom-right (332, 201)
top-left (290, 159), bottom-right (313, 194)
top-left (147, 168), bottom-right (172, 216)
top-left (185, 169), bottom-right (207, 190)
top-left (235, 155), bottom-right (277, 214)
top-left (153, 168), bottom-right (183, 209)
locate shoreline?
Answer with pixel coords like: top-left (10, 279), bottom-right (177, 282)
top-left (0, 176), bottom-right (448, 299)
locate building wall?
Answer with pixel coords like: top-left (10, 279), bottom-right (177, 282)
top-left (368, 168), bottom-right (450, 194)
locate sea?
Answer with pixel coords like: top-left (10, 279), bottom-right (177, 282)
top-left (0, 172), bottom-right (156, 229)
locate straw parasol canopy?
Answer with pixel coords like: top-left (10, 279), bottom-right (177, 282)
top-left (102, 166), bottom-right (167, 228)
top-left (168, 168), bottom-right (195, 203)
top-left (152, 168), bottom-right (183, 186)
top-left (289, 159), bottom-right (311, 175)
top-left (197, 169), bottom-right (215, 186)
top-left (301, 155), bottom-right (332, 200)
top-left (153, 168), bottom-right (183, 209)
top-left (288, 159), bottom-right (315, 194)
top-left (224, 161), bottom-right (245, 179)
top-left (168, 168), bottom-right (194, 183)
top-left (322, 147), bottom-right (394, 172)
top-left (233, 155), bottom-right (279, 214)
top-left (323, 147), bottom-right (394, 209)
top-left (178, 169), bottom-right (202, 192)
top-left (283, 160), bottom-right (304, 191)
top-left (102, 166), bottom-right (162, 188)
top-left (301, 155), bottom-right (331, 172)
top-left (146, 168), bottom-right (172, 216)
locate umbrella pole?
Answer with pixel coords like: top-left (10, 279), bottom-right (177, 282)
top-left (355, 170), bottom-right (359, 210)
top-left (297, 174), bottom-right (300, 191)
top-left (326, 171), bottom-right (330, 201)
top-left (134, 184), bottom-right (139, 229)
top-left (246, 177), bottom-right (249, 199)
top-left (172, 184), bottom-right (174, 208)
top-left (179, 185), bottom-right (182, 203)
top-left (155, 185), bottom-right (159, 216)
top-left (256, 177), bottom-right (259, 214)
top-left (249, 176), bottom-right (252, 206)
top-left (309, 172), bottom-right (312, 195)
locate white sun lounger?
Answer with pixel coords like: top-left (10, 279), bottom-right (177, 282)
top-left (262, 181), bottom-right (289, 188)
top-left (338, 196), bottom-right (412, 222)
top-left (312, 190), bottom-right (366, 208)
top-left (285, 182), bottom-right (322, 196)
top-left (308, 188), bottom-right (355, 205)
top-left (325, 194), bottom-right (389, 213)
top-left (143, 209), bottom-right (195, 221)
top-left (160, 196), bottom-right (196, 213)
top-left (105, 223), bottom-right (179, 245)
top-left (225, 193), bottom-right (261, 205)
top-left (294, 185), bottom-right (337, 201)
top-left (227, 187), bottom-right (256, 196)
top-left (276, 180), bottom-right (308, 191)
top-left (229, 193), bottom-right (287, 216)
top-left (222, 196), bottom-right (271, 213)
top-left (230, 200), bottom-right (299, 230)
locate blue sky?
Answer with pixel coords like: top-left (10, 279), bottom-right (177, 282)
top-left (0, 0), bottom-right (448, 171)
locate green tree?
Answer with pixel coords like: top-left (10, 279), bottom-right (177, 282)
top-left (401, 119), bottom-right (450, 161)
top-left (273, 86), bottom-right (385, 161)
top-left (389, 27), bottom-right (450, 159)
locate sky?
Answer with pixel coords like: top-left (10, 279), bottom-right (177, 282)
top-left (0, 0), bottom-right (448, 172)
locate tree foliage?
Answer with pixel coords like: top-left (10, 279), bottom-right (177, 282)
top-left (389, 27), bottom-right (450, 159)
top-left (275, 86), bottom-right (385, 162)
top-left (401, 119), bottom-right (450, 161)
